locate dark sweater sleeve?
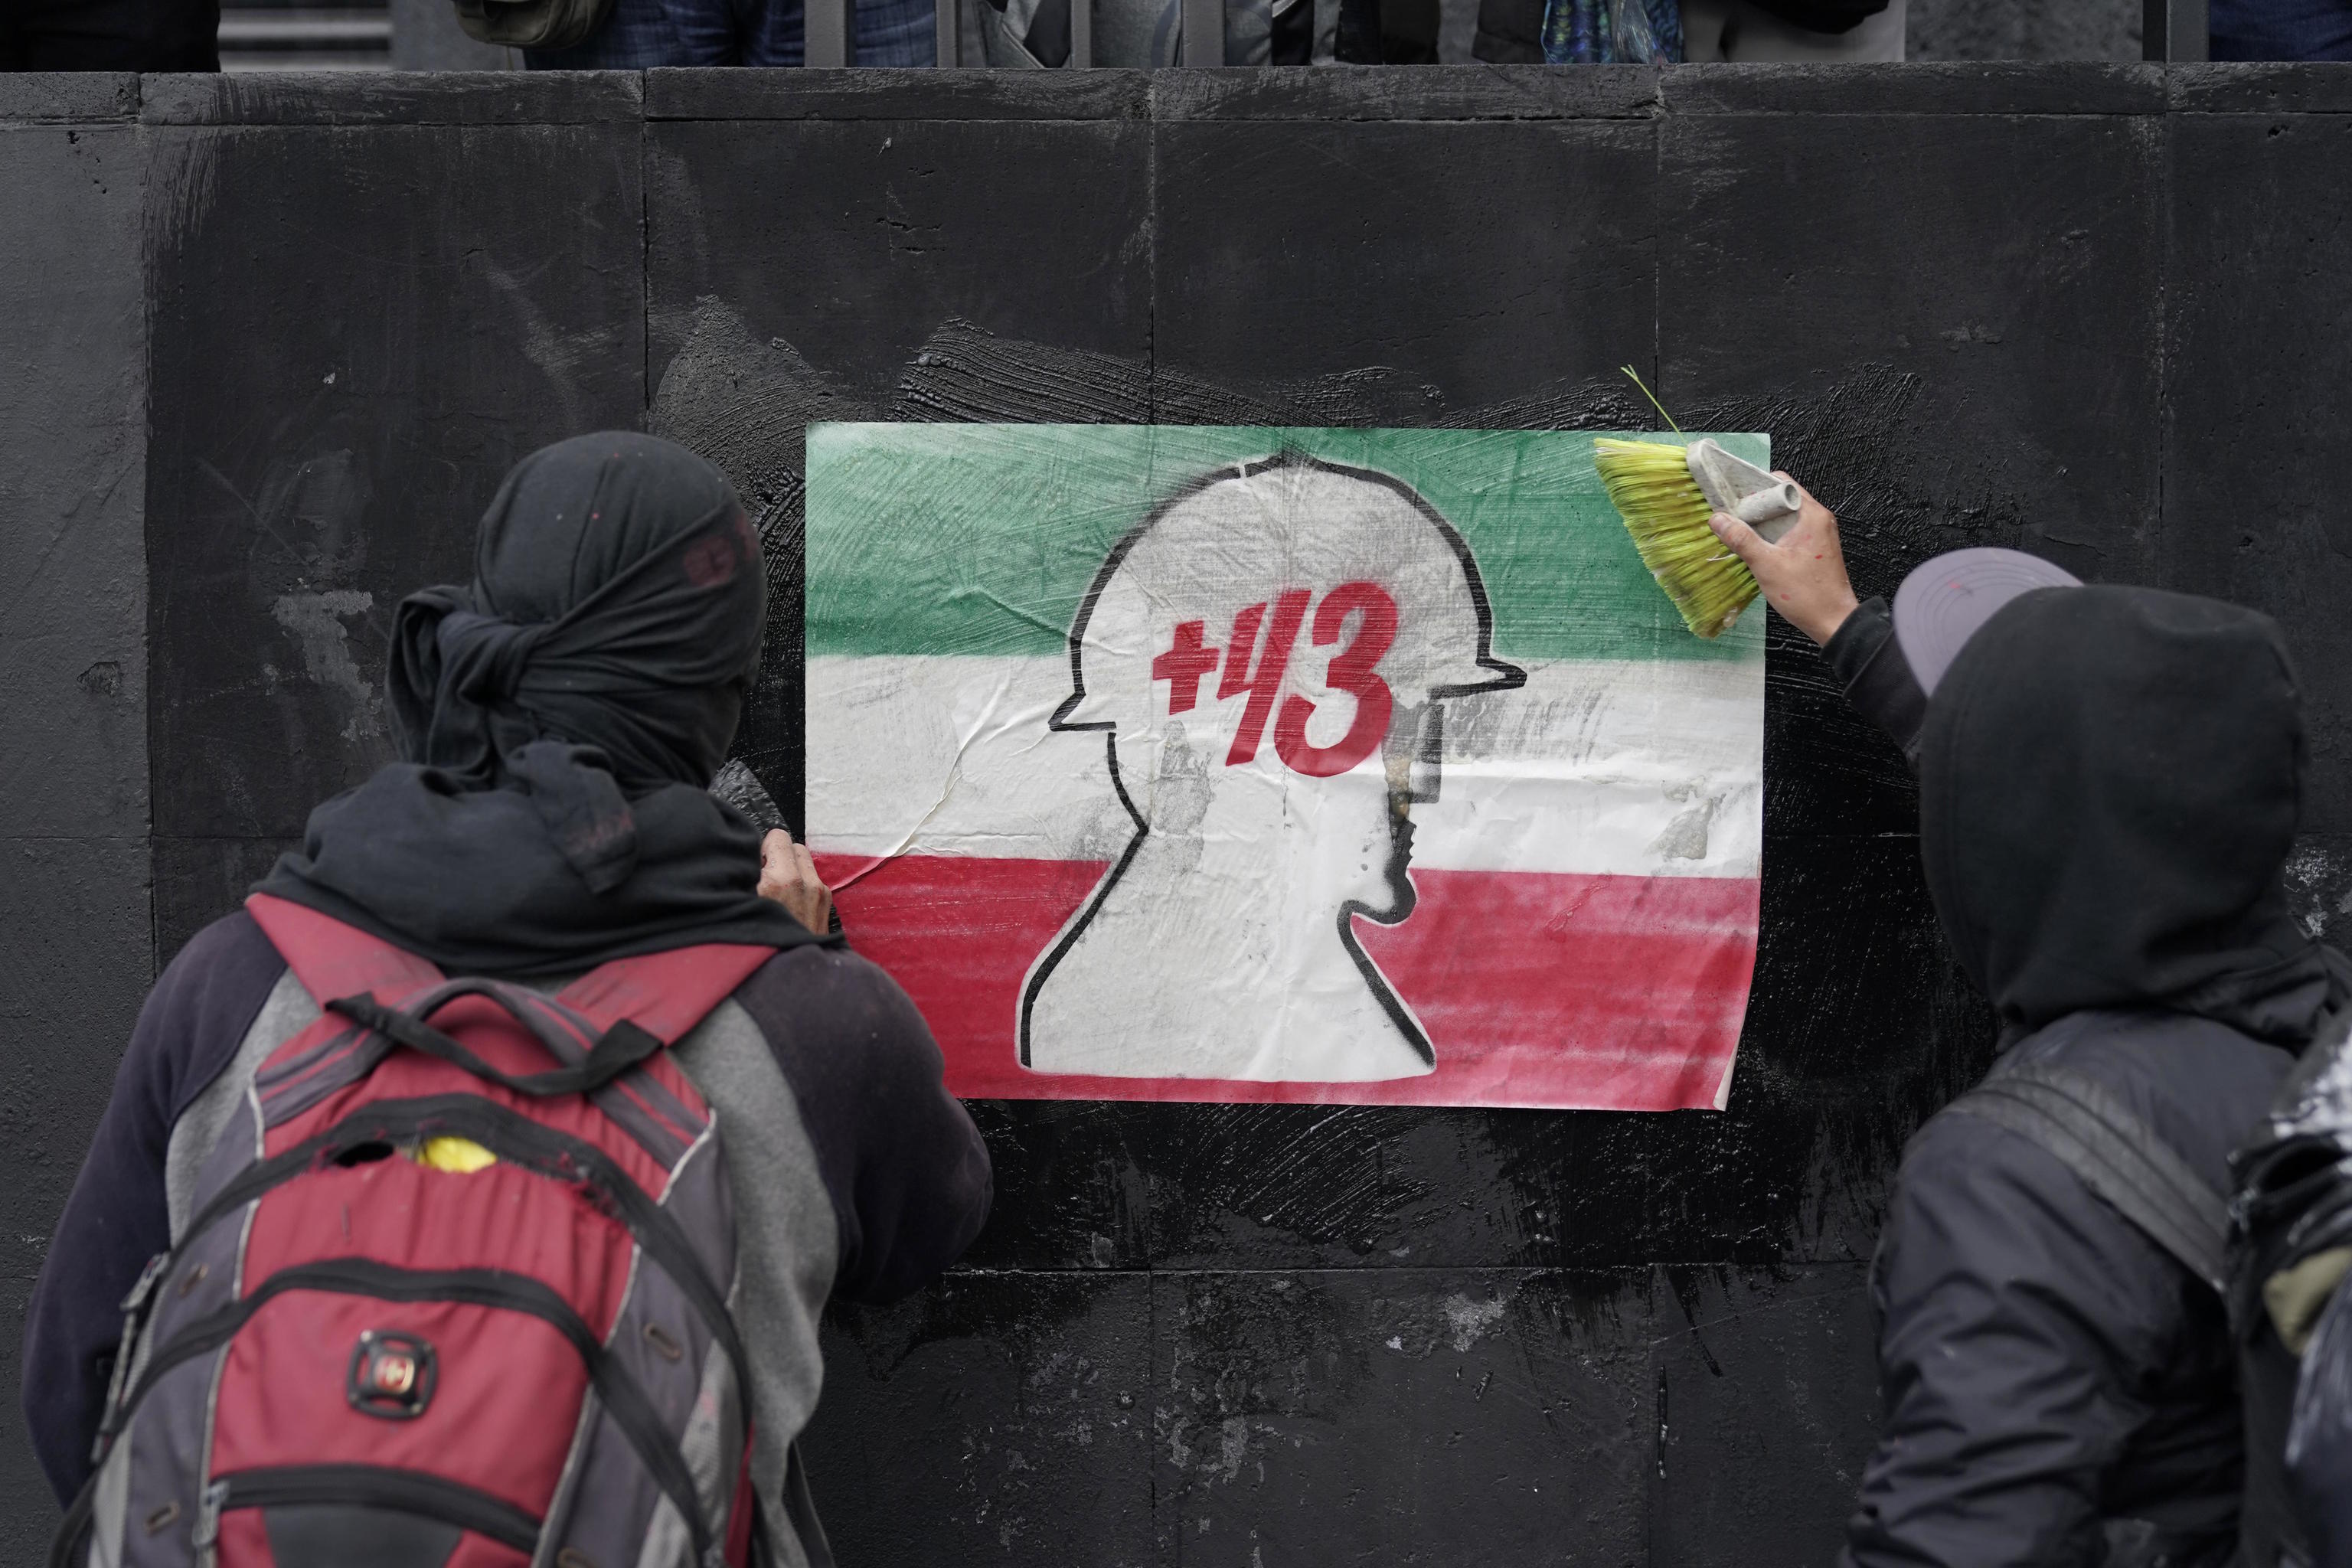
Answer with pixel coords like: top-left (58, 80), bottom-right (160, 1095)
top-left (1841, 1113), bottom-right (2188, 1568)
top-left (735, 948), bottom-right (991, 1304)
top-left (1823, 596), bottom-right (1929, 767)
top-left (21, 912), bottom-right (286, 1504)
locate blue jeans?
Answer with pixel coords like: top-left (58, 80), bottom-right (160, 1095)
top-left (2211, 0), bottom-right (2352, 59)
top-left (527, 0), bottom-right (935, 65)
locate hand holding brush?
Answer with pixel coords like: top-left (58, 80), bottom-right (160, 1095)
top-left (1592, 367), bottom-right (1857, 642)
top-left (1703, 475), bottom-right (1860, 646)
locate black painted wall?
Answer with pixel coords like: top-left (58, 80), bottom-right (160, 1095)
top-left (5, 60), bottom-right (2352, 1568)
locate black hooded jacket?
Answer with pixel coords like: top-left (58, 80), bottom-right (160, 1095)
top-left (1823, 590), bottom-right (2347, 1568)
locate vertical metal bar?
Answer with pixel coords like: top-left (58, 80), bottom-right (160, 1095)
top-left (806, 0), bottom-right (854, 65)
top-left (936, 0), bottom-right (958, 63)
top-left (1181, 0), bottom-right (1221, 62)
top-left (2171, 0), bottom-right (2207, 58)
top-left (1070, 0), bottom-right (1091, 67)
top-left (2144, 0), bottom-right (2207, 59)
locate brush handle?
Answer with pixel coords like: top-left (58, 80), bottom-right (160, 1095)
top-left (1686, 437), bottom-right (1802, 545)
top-left (1734, 485), bottom-right (1803, 544)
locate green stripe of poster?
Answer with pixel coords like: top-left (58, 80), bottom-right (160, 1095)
top-left (805, 425), bottom-right (1770, 664)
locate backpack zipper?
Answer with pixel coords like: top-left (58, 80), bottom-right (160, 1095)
top-left (150, 1094), bottom-right (746, 1400)
top-left (210, 1465), bottom-right (540, 1554)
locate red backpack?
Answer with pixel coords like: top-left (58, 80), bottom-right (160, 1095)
top-left (56, 893), bottom-right (779, 1568)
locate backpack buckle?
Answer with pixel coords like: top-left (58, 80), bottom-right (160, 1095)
top-left (119, 1253), bottom-right (170, 1316)
top-left (191, 1478), bottom-right (230, 1568)
top-left (347, 1330), bottom-right (437, 1419)
top-left (93, 1252), bottom-right (175, 1462)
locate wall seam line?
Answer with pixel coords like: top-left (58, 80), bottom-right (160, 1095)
top-left (139, 107), bottom-right (162, 983)
top-left (1144, 79), bottom-right (1164, 1566)
top-left (2152, 82), bottom-right (2170, 578)
top-left (640, 73), bottom-right (652, 431)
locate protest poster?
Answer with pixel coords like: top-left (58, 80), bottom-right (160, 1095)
top-left (806, 426), bottom-right (1765, 1109)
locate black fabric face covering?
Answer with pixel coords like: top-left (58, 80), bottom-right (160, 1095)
top-left (259, 433), bottom-right (830, 975)
top-left (1918, 585), bottom-right (2350, 1050)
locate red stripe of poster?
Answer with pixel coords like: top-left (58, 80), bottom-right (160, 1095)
top-left (817, 853), bottom-right (1758, 1112)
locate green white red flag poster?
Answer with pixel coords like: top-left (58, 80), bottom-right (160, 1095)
top-left (805, 426), bottom-right (1767, 1111)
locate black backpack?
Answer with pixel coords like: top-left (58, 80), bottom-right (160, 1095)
top-left (1944, 1057), bottom-right (2241, 1568)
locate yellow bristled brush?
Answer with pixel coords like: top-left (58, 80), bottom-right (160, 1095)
top-left (1593, 369), bottom-right (1803, 639)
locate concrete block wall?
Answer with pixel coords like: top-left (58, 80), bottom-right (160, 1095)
top-left (5, 61), bottom-right (2351, 1567)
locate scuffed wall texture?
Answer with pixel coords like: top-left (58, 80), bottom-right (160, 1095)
top-left (5, 60), bottom-right (2352, 1568)
top-left (0, 73), bottom-right (151, 1568)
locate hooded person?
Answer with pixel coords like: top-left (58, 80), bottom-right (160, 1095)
top-left (22, 433), bottom-right (991, 1567)
top-left (1708, 493), bottom-right (2351, 1568)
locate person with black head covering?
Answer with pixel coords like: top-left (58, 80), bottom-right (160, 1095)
top-left (21, 433), bottom-right (991, 1566)
top-left (260, 430), bottom-right (827, 968)
top-left (1707, 485), bottom-right (2351, 1568)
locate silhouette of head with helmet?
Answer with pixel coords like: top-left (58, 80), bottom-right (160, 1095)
top-left (1020, 452), bottom-right (1524, 1083)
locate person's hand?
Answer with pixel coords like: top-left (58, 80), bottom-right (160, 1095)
top-left (1707, 473), bottom-right (1860, 646)
top-left (758, 828), bottom-right (834, 934)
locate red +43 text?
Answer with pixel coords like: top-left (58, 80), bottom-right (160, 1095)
top-left (1149, 580), bottom-right (1396, 778)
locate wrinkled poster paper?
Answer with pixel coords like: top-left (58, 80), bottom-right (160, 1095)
top-left (805, 426), bottom-right (1766, 1109)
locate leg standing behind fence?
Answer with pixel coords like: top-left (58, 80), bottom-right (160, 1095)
top-left (1180, 0), bottom-right (1220, 59)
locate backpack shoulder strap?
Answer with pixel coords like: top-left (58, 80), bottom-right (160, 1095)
top-left (246, 892), bottom-right (444, 1004)
top-left (250, 888), bottom-right (772, 1092)
top-left (557, 943), bottom-right (779, 1046)
top-left (1947, 1059), bottom-right (2232, 1293)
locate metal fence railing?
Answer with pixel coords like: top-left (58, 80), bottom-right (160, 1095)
top-left (220, 0), bottom-right (392, 67)
top-left (224, 0), bottom-right (2203, 74)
